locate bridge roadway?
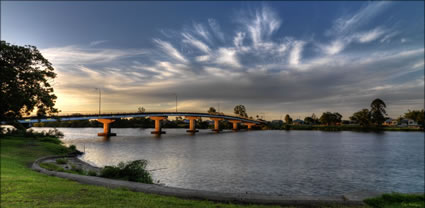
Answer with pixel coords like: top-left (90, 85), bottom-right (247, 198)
top-left (18, 112), bottom-right (263, 136)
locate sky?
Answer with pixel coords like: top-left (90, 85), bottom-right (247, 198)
top-left (2, 1), bottom-right (424, 120)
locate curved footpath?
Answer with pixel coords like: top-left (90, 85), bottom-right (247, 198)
top-left (32, 155), bottom-right (376, 207)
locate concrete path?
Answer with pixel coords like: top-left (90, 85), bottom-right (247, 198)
top-left (33, 155), bottom-right (374, 207)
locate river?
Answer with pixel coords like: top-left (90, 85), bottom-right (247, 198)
top-left (32, 127), bottom-right (424, 195)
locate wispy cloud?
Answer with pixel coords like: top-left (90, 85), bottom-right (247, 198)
top-left (354, 27), bottom-right (386, 43)
top-left (240, 6), bottom-right (281, 49)
top-left (289, 41), bottom-right (306, 66)
top-left (328, 1), bottom-right (391, 36)
top-left (41, 46), bottom-right (146, 65)
top-left (89, 40), bottom-right (108, 46)
top-left (182, 33), bottom-right (211, 53)
top-left (153, 39), bottom-right (188, 63)
top-left (208, 18), bottom-right (225, 42)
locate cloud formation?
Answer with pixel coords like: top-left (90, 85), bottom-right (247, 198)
top-left (44, 3), bottom-right (424, 119)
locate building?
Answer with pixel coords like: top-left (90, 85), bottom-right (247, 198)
top-left (293, 119), bottom-right (305, 125)
top-left (383, 118), bottom-right (398, 126)
top-left (398, 119), bottom-right (418, 127)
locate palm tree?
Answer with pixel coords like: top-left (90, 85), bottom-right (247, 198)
top-left (370, 98), bottom-right (387, 126)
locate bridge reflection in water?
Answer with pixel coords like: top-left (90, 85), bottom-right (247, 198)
top-left (18, 112), bottom-right (263, 136)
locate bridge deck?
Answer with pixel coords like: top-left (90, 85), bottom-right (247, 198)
top-left (18, 112), bottom-right (263, 124)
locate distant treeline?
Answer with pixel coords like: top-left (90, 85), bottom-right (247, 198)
top-left (262, 124), bottom-right (423, 132)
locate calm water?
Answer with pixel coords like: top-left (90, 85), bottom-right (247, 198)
top-left (33, 127), bottom-right (424, 195)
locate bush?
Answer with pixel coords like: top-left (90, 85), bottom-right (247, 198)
top-left (67, 145), bottom-right (83, 155)
top-left (55, 158), bottom-right (68, 165)
top-left (100, 160), bottom-right (153, 184)
top-left (69, 145), bottom-right (77, 152)
top-left (1, 128), bottom-right (64, 138)
top-left (71, 165), bottom-right (85, 175)
top-left (87, 170), bottom-right (98, 176)
top-left (364, 193), bottom-right (424, 208)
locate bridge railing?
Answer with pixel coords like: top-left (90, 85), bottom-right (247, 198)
top-left (20, 111), bottom-right (263, 124)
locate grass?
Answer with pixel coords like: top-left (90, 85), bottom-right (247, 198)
top-left (364, 193), bottom-right (424, 208)
top-left (1, 135), bottom-right (421, 208)
top-left (39, 162), bottom-right (65, 172)
top-left (55, 158), bottom-right (68, 165)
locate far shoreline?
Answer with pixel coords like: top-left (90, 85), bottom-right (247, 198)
top-left (28, 125), bottom-right (424, 132)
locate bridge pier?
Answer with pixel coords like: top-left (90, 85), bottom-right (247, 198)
top-left (150, 116), bottom-right (167, 134)
top-left (97, 119), bottom-right (117, 136)
top-left (229, 120), bottom-right (241, 131)
top-left (210, 118), bottom-right (223, 132)
top-left (243, 123), bottom-right (256, 130)
top-left (185, 116), bottom-right (199, 133)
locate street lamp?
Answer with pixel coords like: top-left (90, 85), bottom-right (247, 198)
top-left (95, 88), bottom-right (101, 115)
top-left (175, 93), bottom-right (178, 112)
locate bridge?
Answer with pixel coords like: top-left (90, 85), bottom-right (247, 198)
top-left (18, 112), bottom-right (264, 136)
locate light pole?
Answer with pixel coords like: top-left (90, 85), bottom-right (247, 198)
top-left (175, 93), bottom-right (178, 112)
top-left (95, 88), bottom-right (101, 115)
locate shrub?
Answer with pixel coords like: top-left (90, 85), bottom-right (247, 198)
top-left (55, 158), bottom-right (68, 165)
top-left (71, 165), bottom-right (85, 175)
top-left (67, 145), bottom-right (83, 155)
top-left (69, 145), bottom-right (77, 152)
top-left (364, 193), bottom-right (424, 208)
top-left (88, 170), bottom-right (98, 176)
top-left (100, 160), bottom-right (153, 184)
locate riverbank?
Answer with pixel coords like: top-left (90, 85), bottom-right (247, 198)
top-left (265, 125), bottom-right (423, 132)
top-left (1, 135), bottom-right (423, 207)
top-left (0, 135), bottom-right (277, 208)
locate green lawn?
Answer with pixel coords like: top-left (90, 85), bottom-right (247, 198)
top-left (0, 135), bottom-right (422, 208)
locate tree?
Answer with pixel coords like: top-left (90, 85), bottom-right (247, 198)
top-left (350, 109), bottom-right (371, 127)
top-left (233, 105), bottom-right (248, 118)
top-left (319, 112), bottom-right (342, 125)
top-left (304, 117), bottom-right (314, 125)
top-left (284, 114), bottom-right (292, 124)
top-left (370, 98), bottom-right (387, 126)
top-left (404, 109), bottom-right (425, 126)
top-left (208, 107), bottom-right (216, 114)
top-left (138, 107), bottom-right (146, 113)
top-left (0, 41), bottom-right (58, 124)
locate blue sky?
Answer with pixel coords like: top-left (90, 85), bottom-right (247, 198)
top-left (2, 1), bottom-right (424, 119)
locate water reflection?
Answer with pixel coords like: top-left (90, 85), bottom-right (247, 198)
top-left (32, 127), bottom-right (424, 195)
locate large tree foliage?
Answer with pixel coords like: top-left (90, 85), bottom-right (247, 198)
top-left (207, 107), bottom-right (216, 114)
top-left (304, 113), bottom-right (319, 125)
top-left (370, 98), bottom-right (387, 126)
top-left (319, 112), bottom-right (342, 125)
top-left (233, 105), bottom-right (248, 118)
top-left (284, 114), bottom-right (293, 124)
top-left (350, 109), bottom-right (371, 127)
top-left (404, 109), bottom-right (424, 126)
top-left (0, 41), bottom-right (58, 123)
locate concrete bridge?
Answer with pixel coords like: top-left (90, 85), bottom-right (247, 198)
top-left (18, 112), bottom-right (264, 136)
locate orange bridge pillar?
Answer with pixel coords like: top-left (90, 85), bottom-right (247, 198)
top-left (243, 123), bottom-right (256, 130)
top-left (150, 116), bottom-right (167, 134)
top-left (229, 120), bottom-right (241, 131)
top-left (185, 116), bottom-right (200, 133)
top-left (97, 119), bottom-right (117, 136)
top-left (210, 118), bottom-right (223, 132)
